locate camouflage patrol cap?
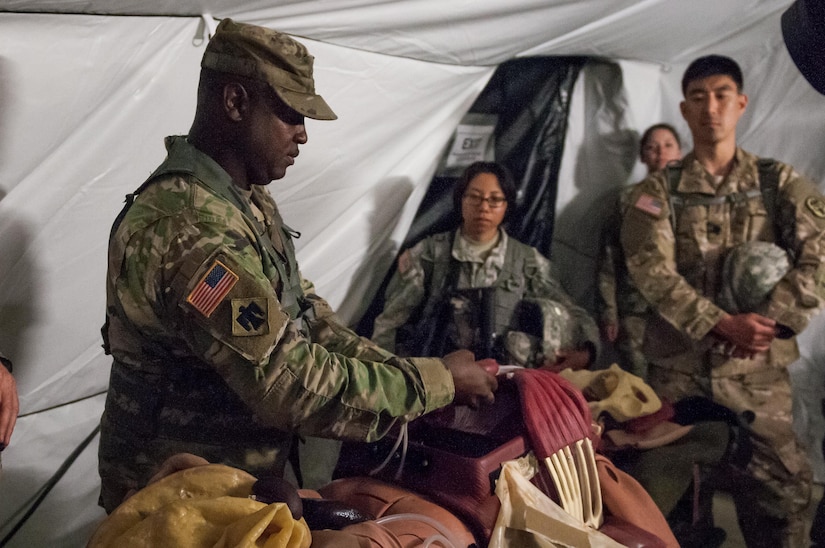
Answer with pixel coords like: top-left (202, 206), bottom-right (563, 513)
top-left (202, 18), bottom-right (337, 120)
top-left (718, 241), bottom-right (791, 314)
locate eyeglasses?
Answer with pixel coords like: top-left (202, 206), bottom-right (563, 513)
top-left (462, 194), bottom-right (507, 208)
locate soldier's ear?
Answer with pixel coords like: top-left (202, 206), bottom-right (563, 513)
top-left (223, 82), bottom-right (250, 122)
top-left (737, 92), bottom-right (749, 113)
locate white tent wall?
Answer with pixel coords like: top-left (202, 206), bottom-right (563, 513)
top-left (1, 2), bottom-right (824, 546)
top-left (0, 12), bottom-right (494, 546)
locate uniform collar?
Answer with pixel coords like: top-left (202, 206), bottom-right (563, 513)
top-left (452, 228), bottom-right (508, 268)
top-left (159, 136), bottom-right (258, 222)
top-left (161, 136), bottom-right (235, 191)
top-left (676, 148), bottom-right (757, 195)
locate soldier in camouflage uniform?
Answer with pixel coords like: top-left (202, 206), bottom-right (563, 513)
top-left (621, 55), bottom-right (825, 547)
top-left (596, 124), bottom-right (682, 379)
top-left (0, 350), bottom-right (17, 476)
top-left (372, 161), bottom-right (599, 370)
top-left (98, 19), bottom-right (497, 513)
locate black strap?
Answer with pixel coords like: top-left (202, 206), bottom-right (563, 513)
top-left (665, 158), bottom-right (779, 231)
top-left (756, 158), bottom-right (779, 236)
top-left (414, 246), bottom-right (460, 357)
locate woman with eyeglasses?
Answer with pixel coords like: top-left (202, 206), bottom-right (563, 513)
top-left (372, 161), bottom-right (599, 371)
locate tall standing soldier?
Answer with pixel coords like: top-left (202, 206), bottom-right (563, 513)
top-left (782, 1), bottom-right (825, 546)
top-left (621, 54), bottom-right (825, 547)
top-left (98, 19), bottom-right (497, 513)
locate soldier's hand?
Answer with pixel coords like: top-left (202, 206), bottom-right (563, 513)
top-left (442, 350), bottom-right (497, 409)
top-left (0, 367), bottom-right (18, 449)
top-left (713, 313), bottom-right (776, 354)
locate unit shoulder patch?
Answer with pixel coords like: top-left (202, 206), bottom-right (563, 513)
top-left (232, 298), bottom-right (269, 336)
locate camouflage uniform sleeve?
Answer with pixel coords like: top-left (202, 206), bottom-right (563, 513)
top-left (300, 277), bottom-right (400, 363)
top-left (764, 167), bottom-right (825, 334)
top-left (123, 205), bottom-right (453, 443)
top-left (620, 175), bottom-right (726, 340)
top-left (526, 248), bottom-right (601, 359)
top-left (370, 240), bottom-right (429, 353)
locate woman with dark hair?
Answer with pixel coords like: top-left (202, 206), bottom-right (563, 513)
top-left (449, 161), bottom-right (518, 229)
top-left (638, 123), bottom-right (681, 175)
top-left (372, 161), bottom-right (599, 370)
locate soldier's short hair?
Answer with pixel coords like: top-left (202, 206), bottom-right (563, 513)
top-left (681, 55), bottom-right (744, 95)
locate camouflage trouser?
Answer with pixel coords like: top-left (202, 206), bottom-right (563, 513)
top-left (649, 361), bottom-right (812, 548)
top-left (98, 411), bottom-right (293, 514)
top-left (615, 314), bottom-right (648, 380)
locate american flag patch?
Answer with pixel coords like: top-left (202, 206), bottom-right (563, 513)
top-left (187, 260), bottom-right (238, 317)
top-left (634, 193), bottom-right (664, 217)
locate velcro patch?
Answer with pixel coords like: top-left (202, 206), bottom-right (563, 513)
top-left (232, 298), bottom-right (270, 336)
top-left (634, 192), bottom-right (664, 217)
top-left (186, 260), bottom-right (238, 318)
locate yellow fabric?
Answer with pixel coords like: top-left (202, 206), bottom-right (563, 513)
top-left (87, 464), bottom-right (310, 548)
